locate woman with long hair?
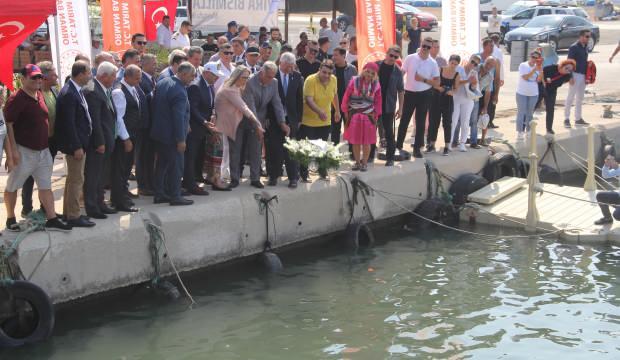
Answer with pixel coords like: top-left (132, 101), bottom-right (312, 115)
top-left (516, 50), bottom-right (543, 140)
top-left (543, 59), bottom-right (575, 134)
top-left (428, 54), bottom-right (459, 155)
top-left (341, 62), bottom-right (382, 171)
top-left (213, 65), bottom-right (264, 188)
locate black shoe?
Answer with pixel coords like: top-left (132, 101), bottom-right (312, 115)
top-left (575, 119), bottom-right (589, 126)
top-left (6, 217), bottom-right (19, 232)
top-left (564, 120), bottom-right (571, 128)
top-left (170, 197), bottom-right (194, 206)
top-left (413, 149), bottom-right (424, 158)
top-left (547, 129), bottom-right (555, 135)
top-left (154, 196), bottom-right (171, 204)
top-left (100, 205), bottom-right (118, 214)
top-left (385, 160), bottom-right (394, 167)
top-left (594, 217), bottom-right (613, 225)
top-left (87, 212), bottom-right (108, 219)
top-left (212, 184), bottom-right (232, 191)
top-left (488, 123), bottom-right (499, 129)
top-left (251, 181), bottom-right (264, 189)
top-left (229, 179), bottom-right (240, 188)
top-left (138, 189), bottom-right (154, 196)
top-left (470, 144), bottom-right (481, 149)
top-left (288, 180), bottom-right (298, 189)
top-left (67, 217), bottom-right (96, 228)
top-left (190, 187), bottom-right (209, 196)
top-left (425, 145), bottom-right (436, 153)
top-left (267, 178), bottom-right (278, 186)
top-left (442, 148), bottom-right (450, 156)
top-left (45, 217), bottom-right (72, 231)
top-left (116, 205), bottom-right (139, 212)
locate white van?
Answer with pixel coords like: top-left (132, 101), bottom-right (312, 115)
top-left (480, 0), bottom-right (560, 20)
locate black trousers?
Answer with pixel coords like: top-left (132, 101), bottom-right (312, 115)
top-left (135, 128), bottom-right (155, 192)
top-left (22, 140), bottom-right (57, 212)
top-left (83, 148), bottom-right (110, 215)
top-left (487, 89), bottom-right (497, 125)
top-left (194, 138), bottom-right (206, 181)
top-left (265, 122), bottom-right (299, 181)
top-left (298, 124), bottom-right (330, 180)
top-left (397, 89), bottom-right (432, 150)
top-left (427, 92), bottom-right (453, 144)
top-left (382, 113), bottom-right (396, 161)
top-left (596, 191), bottom-right (620, 220)
top-left (110, 138), bottom-right (134, 208)
top-left (182, 132), bottom-right (206, 190)
top-left (536, 82), bottom-right (545, 109)
top-left (544, 86), bottom-right (558, 132)
top-left (330, 108), bottom-right (345, 145)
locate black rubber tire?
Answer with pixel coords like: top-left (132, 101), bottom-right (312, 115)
top-left (345, 222), bottom-right (375, 250)
top-left (259, 252), bottom-right (283, 272)
top-left (482, 152), bottom-right (520, 183)
top-left (412, 198), bottom-right (459, 229)
top-left (0, 280), bottom-right (54, 348)
top-left (449, 173), bottom-right (489, 205)
top-left (516, 158), bottom-right (529, 178)
top-left (539, 164), bottom-right (561, 185)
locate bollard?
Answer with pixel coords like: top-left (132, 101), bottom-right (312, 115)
top-left (584, 126), bottom-right (596, 191)
top-left (525, 152), bottom-right (540, 233)
top-left (528, 120), bottom-right (539, 184)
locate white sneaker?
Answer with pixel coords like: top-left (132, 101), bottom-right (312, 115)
top-left (517, 132), bottom-right (524, 141)
top-left (458, 143), bottom-right (467, 152)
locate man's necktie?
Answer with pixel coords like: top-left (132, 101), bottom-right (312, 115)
top-left (283, 74), bottom-right (288, 97)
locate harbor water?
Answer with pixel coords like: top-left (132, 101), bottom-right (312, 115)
top-left (2, 224), bottom-right (619, 359)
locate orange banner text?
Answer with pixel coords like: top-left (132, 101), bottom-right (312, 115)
top-left (101, 0), bottom-right (145, 53)
top-left (355, 0), bottom-right (395, 67)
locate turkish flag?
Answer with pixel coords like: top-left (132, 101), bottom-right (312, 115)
top-left (145, 0), bottom-right (178, 42)
top-left (0, 0), bottom-right (55, 90)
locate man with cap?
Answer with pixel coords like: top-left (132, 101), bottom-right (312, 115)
top-left (258, 42), bottom-right (272, 68)
top-left (245, 46), bottom-right (261, 74)
top-left (3, 64), bottom-right (72, 231)
top-left (225, 21), bottom-right (238, 41)
top-left (183, 63), bottom-right (223, 195)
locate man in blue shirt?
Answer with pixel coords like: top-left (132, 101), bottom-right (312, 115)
top-left (595, 154), bottom-right (620, 225)
top-left (564, 30), bottom-right (591, 128)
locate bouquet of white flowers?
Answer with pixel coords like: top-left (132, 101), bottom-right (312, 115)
top-left (284, 138), bottom-right (349, 178)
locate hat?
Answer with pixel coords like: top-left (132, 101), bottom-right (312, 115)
top-left (227, 21), bottom-right (237, 28)
top-left (22, 64), bottom-right (42, 78)
top-left (203, 62), bottom-right (225, 77)
top-left (261, 42), bottom-right (272, 49)
top-left (246, 46), bottom-right (260, 55)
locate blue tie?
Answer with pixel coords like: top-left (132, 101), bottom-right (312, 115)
top-left (283, 74), bottom-right (288, 96)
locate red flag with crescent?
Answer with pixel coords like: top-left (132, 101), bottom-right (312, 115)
top-left (145, 0), bottom-right (178, 41)
top-left (0, 0), bottom-right (56, 90)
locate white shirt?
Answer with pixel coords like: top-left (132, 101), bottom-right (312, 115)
top-left (345, 52), bottom-right (357, 65)
top-left (156, 24), bottom-right (172, 49)
top-left (213, 60), bottom-right (234, 91)
top-left (318, 27), bottom-right (330, 39)
top-left (488, 15), bottom-right (501, 34)
top-left (170, 32), bottom-right (190, 49)
top-left (517, 62), bottom-right (540, 97)
top-left (111, 80), bottom-right (139, 140)
top-left (324, 29), bottom-right (344, 55)
top-left (71, 79), bottom-right (92, 127)
top-left (492, 45), bottom-right (505, 81)
top-left (402, 53), bottom-right (439, 92)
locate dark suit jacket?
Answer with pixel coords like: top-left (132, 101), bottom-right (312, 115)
top-left (83, 80), bottom-right (116, 153)
top-left (140, 72), bottom-right (155, 100)
top-left (55, 80), bottom-right (92, 154)
top-left (186, 76), bottom-right (214, 138)
top-left (273, 70), bottom-right (304, 137)
top-left (150, 76), bottom-right (190, 145)
top-left (136, 86), bottom-right (150, 130)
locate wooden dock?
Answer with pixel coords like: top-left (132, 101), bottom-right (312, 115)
top-left (463, 176), bottom-right (620, 244)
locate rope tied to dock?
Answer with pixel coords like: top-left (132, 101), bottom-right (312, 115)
top-left (254, 193), bottom-right (279, 252)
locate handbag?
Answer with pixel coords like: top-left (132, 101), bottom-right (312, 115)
top-left (465, 84), bottom-right (482, 100)
top-left (478, 113), bottom-right (490, 129)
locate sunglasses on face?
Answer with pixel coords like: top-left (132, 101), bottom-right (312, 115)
top-left (471, 60), bottom-right (480, 66)
top-left (421, 44), bottom-right (431, 50)
top-left (136, 41), bottom-right (147, 45)
top-left (223, 51), bottom-right (234, 55)
top-left (388, 53), bottom-right (400, 59)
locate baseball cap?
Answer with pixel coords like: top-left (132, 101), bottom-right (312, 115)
top-left (227, 21), bottom-right (238, 28)
top-left (203, 62), bottom-right (225, 77)
top-left (22, 64), bottom-right (43, 78)
top-left (246, 46), bottom-right (260, 55)
top-left (261, 42), bottom-right (272, 49)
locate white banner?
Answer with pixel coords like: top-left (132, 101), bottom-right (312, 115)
top-left (191, 0), bottom-right (280, 33)
top-left (49, 0), bottom-right (92, 86)
top-left (440, 0), bottom-right (480, 63)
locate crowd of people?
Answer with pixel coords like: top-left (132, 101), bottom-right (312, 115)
top-left (0, 17), bottom-right (598, 231)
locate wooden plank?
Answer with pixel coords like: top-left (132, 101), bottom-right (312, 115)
top-left (467, 177), bottom-right (527, 205)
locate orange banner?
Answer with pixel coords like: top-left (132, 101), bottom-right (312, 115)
top-left (101, 0), bottom-right (145, 53)
top-left (355, 0), bottom-right (395, 67)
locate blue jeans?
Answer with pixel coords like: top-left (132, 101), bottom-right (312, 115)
top-left (516, 93), bottom-right (537, 133)
top-left (469, 100), bottom-right (480, 145)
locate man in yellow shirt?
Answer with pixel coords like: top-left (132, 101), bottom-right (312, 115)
top-left (299, 60), bottom-right (340, 181)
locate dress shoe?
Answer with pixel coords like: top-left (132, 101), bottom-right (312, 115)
top-left (385, 160), bottom-right (394, 167)
top-left (594, 217), bottom-right (613, 225)
top-left (413, 149), bottom-right (424, 159)
top-left (138, 189), bottom-right (154, 196)
top-left (170, 197), bottom-right (194, 206)
top-left (190, 187), bottom-right (209, 196)
top-left (87, 212), bottom-right (108, 220)
top-left (251, 181), bottom-right (264, 189)
top-left (67, 217), bottom-right (96, 228)
top-left (154, 197), bottom-right (171, 204)
top-left (100, 205), bottom-right (118, 214)
top-left (288, 180), bottom-right (298, 189)
top-left (212, 184), bottom-right (232, 191)
top-left (45, 217), bottom-right (72, 231)
top-left (267, 178), bottom-right (278, 186)
top-left (116, 205), bottom-right (139, 212)
top-left (229, 179), bottom-right (240, 188)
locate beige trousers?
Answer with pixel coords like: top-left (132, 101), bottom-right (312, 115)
top-left (63, 154), bottom-right (85, 220)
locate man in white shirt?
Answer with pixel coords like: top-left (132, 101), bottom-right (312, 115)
top-left (212, 44), bottom-right (235, 91)
top-left (156, 15), bottom-right (172, 49)
top-left (595, 154), bottom-right (620, 225)
top-left (324, 19), bottom-right (344, 56)
top-left (487, 7), bottom-right (501, 35)
top-left (397, 37), bottom-right (440, 158)
top-left (171, 21), bottom-right (192, 49)
top-left (345, 35), bottom-right (358, 65)
top-left (490, 34), bottom-right (505, 87)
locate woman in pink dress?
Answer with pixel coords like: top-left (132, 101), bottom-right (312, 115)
top-left (342, 62), bottom-right (382, 171)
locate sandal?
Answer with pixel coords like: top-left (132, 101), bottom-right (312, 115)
top-left (352, 163), bottom-right (361, 171)
top-left (360, 164), bottom-right (368, 172)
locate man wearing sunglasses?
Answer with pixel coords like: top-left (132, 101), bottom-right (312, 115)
top-left (296, 40), bottom-right (321, 79)
top-left (131, 33), bottom-right (147, 55)
top-left (564, 30), bottom-right (591, 128)
top-left (398, 37), bottom-right (440, 159)
top-left (213, 43), bottom-right (235, 91)
top-left (377, 46), bottom-right (405, 166)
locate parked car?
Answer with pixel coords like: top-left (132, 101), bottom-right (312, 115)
top-left (174, 6), bottom-right (188, 32)
top-left (395, 4), bottom-right (439, 31)
top-left (504, 14), bottom-right (599, 53)
top-left (500, 5), bottom-right (588, 38)
top-left (396, 0), bottom-right (441, 7)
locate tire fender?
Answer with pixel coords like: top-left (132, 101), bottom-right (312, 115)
top-left (345, 222), bottom-right (375, 250)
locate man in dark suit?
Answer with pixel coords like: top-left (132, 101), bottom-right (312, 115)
top-left (55, 60), bottom-right (96, 227)
top-left (266, 52), bottom-right (303, 188)
top-left (82, 61), bottom-right (119, 219)
top-left (183, 63), bottom-right (222, 195)
top-left (136, 53), bottom-right (157, 196)
top-left (110, 65), bottom-right (145, 212)
top-left (150, 62), bottom-right (196, 206)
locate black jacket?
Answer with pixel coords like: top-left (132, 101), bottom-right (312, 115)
top-left (55, 80), bottom-right (92, 154)
top-left (271, 70), bottom-right (304, 137)
top-left (186, 76), bottom-right (214, 138)
top-left (83, 80), bottom-right (116, 153)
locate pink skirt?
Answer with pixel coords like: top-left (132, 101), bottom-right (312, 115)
top-left (343, 114), bottom-right (376, 145)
